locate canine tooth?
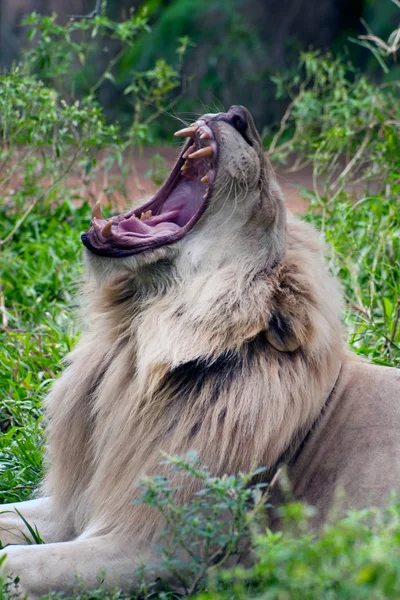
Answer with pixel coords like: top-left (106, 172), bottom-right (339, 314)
top-left (140, 210), bottom-right (152, 221)
top-left (201, 174), bottom-right (210, 184)
top-left (188, 146), bottom-right (213, 160)
top-left (174, 126), bottom-right (197, 138)
top-left (102, 221), bottom-right (113, 238)
top-left (200, 132), bottom-right (211, 140)
top-left (203, 192), bottom-right (208, 199)
top-left (92, 201), bottom-right (102, 220)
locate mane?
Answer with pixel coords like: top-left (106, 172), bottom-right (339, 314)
top-left (43, 212), bottom-right (344, 542)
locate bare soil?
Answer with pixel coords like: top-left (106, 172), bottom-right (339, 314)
top-left (3, 146), bottom-right (310, 216)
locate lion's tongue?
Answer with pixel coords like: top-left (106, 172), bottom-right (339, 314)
top-left (116, 179), bottom-right (205, 239)
top-left (118, 211), bottom-right (180, 238)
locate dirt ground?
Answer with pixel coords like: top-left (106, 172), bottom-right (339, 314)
top-left (3, 146), bottom-right (310, 217)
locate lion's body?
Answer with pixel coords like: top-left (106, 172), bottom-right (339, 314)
top-left (289, 358), bottom-right (400, 524)
top-left (0, 106), bottom-right (398, 598)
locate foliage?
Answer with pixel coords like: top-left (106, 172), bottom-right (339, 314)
top-left (137, 453), bottom-right (268, 596)
top-left (22, 6), bottom-right (189, 131)
top-left (361, 0), bottom-right (400, 77)
top-left (196, 501), bottom-right (400, 600)
top-left (270, 48), bottom-right (400, 366)
top-left (0, 202), bottom-right (90, 504)
top-left (124, 0), bottom-right (269, 129)
top-left (0, 3), bottom-right (188, 250)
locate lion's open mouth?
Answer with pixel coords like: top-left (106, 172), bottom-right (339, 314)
top-left (81, 122), bottom-right (218, 257)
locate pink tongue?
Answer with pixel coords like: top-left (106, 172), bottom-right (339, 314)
top-left (118, 211), bottom-right (180, 237)
top-left (116, 179), bottom-right (205, 239)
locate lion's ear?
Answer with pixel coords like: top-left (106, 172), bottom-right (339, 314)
top-left (266, 310), bottom-right (301, 353)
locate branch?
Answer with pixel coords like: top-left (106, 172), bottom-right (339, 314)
top-left (70, 0), bottom-right (102, 20)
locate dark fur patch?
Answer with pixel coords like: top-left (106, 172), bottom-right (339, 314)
top-left (269, 310), bottom-right (293, 346)
top-left (158, 334), bottom-right (271, 411)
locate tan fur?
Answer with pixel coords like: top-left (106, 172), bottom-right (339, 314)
top-left (1, 106), bottom-right (397, 598)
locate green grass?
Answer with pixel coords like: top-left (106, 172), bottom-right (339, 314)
top-left (0, 201), bottom-right (90, 505)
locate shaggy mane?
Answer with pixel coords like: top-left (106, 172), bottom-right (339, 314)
top-left (44, 213), bottom-right (344, 541)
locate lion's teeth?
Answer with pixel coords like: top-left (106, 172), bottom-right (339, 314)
top-left (188, 146), bottom-right (213, 160)
top-left (200, 132), bottom-right (211, 140)
top-left (201, 174), bottom-right (210, 184)
top-left (174, 126), bottom-right (197, 138)
top-left (183, 145), bottom-right (195, 159)
top-left (140, 210), bottom-right (152, 221)
top-left (181, 161), bottom-right (190, 174)
top-left (203, 192), bottom-right (208, 199)
top-left (93, 219), bottom-right (103, 233)
top-left (102, 221), bottom-right (113, 238)
top-left (92, 200), bottom-right (102, 220)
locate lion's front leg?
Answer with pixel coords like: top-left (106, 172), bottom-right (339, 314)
top-left (0, 533), bottom-right (154, 599)
top-left (0, 497), bottom-right (70, 547)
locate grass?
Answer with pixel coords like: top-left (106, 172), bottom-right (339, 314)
top-left (0, 200), bottom-right (89, 505)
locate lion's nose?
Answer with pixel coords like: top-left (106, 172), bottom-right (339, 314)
top-left (227, 108), bottom-right (248, 135)
top-left (222, 106), bottom-right (252, 145)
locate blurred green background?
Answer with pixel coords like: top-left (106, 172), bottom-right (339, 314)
top-left (1, 0), bottom-right (398, 136)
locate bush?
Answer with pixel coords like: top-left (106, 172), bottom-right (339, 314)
top-left (270, 48), bottom-right (400, 367)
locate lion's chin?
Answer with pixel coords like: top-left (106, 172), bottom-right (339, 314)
top-left (81, 121), bottom-right (219, 259)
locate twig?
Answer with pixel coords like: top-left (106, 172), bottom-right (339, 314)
top-left (346, 302), bottom-right (370, 319)
top-left (337, 129), bottom-right (372, 183)
top-left (269, 467), bottom-right (282, 489)
top-left (268, 97), bottom-right (297, 154)
top-left (70, 0), bottom-right (102, 20)
top-left (0, 287), bottom-right (8, 330)
top-left (0, 197), bottom-right (38, 248)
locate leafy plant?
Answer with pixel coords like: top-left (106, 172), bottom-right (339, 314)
top-left (269, 43), bottom-right (400, 366)
top-left (196, 501), bottom-right (400, 600)
top-left (137, 453), bottom-right (269, 596)
top-left (0, 2), bottom-right (189, 249)
top-left (1, 4), bottom-right (400, 600)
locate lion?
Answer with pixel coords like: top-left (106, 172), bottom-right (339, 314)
top-left (0, 106), bottom-right (399, 598)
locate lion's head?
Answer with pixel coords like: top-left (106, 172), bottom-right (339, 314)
top-left (82, 106), bottom-right (286, 278)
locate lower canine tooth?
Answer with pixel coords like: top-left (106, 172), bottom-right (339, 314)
top-left (201, 174), bottom-right (210, 184)
top-left (140, 210), bottom-right (152, 221)
top-left (102, 221), bottom-right (113, 238)
top-left (200, 132), bottom-right (211, 140)
top-left (189, 146), bottom-right (213, 160)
